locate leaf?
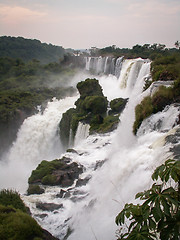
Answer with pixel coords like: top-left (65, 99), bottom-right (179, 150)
top-left (152, 207), bottom-right (161, 222)
top-left (157, 217), bottom-right (165, 231)
top-left (128, 221), bottom-right (137, 232)
top-left (170, 169), bottom-right (179, 182)
top-left (161, 198), bottom-right (171, 216)
top-left (152, 165), bottom-right (165, 181)
top-left (165, 195), bottom-right (179, 206)
top-left (135, 192), bottom-right (144, 199)
top-left (148, 218), bottom-right (156, 230)
top-left (116, 211), bottom-right (125, 225)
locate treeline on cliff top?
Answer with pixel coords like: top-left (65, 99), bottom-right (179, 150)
top-left (98, 42), bottom-right (180, 60)
top-left (0, 36), bottom-right (66, 64)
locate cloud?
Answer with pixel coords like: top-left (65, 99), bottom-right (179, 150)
top-left (0, 4), bottom-right (47, 25)
top-left (128, 0), bottom-right (180, 17)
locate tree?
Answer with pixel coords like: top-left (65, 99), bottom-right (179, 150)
top-left (175, 41), bottom-right (180, 49)
top-left (116, 159), bottom-right (180, 240)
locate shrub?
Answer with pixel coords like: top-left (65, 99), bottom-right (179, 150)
top-left (83, 96), bottom-right (108, 114)
top-left (133, 96), bottom-right (153, 134)
top-left (116, 159), bottom-right (180, 240)
top-left (0, 205), bottom-right (43, 240)
top-left (0, 189), bottom-right (28, 213)
top-left (90, 115), bottom-right (119, 134)
top-left (152, 86), bottom-right (174, 112)
top-left (76, 78), bottom-right (103, 99)
top-left (110, 98), bottom-right (128, 114)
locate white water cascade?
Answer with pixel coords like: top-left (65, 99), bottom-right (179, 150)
top-left (1, 58), bottom-right (180, 240)
top-left (0, 96), bottom-right (78, 192)
top-left (74, 122), bottom-right (90, 147)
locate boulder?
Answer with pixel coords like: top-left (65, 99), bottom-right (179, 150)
top-left (36, 202), bottom-right (63, 211)
top-left (28, 157), bottom-right (83, 187)
top-left (76, 78), bottom-right (103, 99)
top-left (110, 98), bottom-right (128, 114)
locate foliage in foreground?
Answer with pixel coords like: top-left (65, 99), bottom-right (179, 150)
top-left (0, 189), bottom-right (44, 240)
top-left (116, 159), bottom-right (180, 240)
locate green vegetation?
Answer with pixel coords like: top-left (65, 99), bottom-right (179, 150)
top-left (0, 189), bottom-right (28, 213)
top-left (76, 78), bottom-right (104, 99)
top-left (59, 78), bottom-right (127, 148)
top-left (133, 51), bottom-right (180, 134)
top-left (133, 86), bottom-right (175, 134)
top-left (0, 205), bottom-right (43, 240)
top-left (99, 43), bottom-right (179, 60)
top-left (90, 114), bottom-right (119, 133)
top-left (28, 159), bottom-right (64, 184)
top-left (0, 189), bottom-right (46, 240)
top-left (0, 55), bottom-right (77, 156)
top-left (116, 159), bottom-right (180, 240)
top-left (0, 36), bottom-right (65, 64)
top-left (83, 96), bottom-right (108, 114)
top-left (28, 157), bottom-right (83, 188)
top-left (27, 185), bottom-right (45, 195)
top-left (110, 98), bottom-right (128, 114)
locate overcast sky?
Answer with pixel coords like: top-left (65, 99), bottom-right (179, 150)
top-left (0, 0), bottom-right (180, 49)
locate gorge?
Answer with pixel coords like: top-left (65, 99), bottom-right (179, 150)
top-left (0, 56), bottom-right (180, 240)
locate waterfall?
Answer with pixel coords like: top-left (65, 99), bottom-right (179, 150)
top-left (74, 122), bottom-right (90, 147)
top-left (85, 56), bottom-right (124, 77)
top-left (0, 96), bottom-right (78, 192)
top-left (114, 56), bottom-right (123, 78)
top-left (2, 58), bottom-right (179, 240)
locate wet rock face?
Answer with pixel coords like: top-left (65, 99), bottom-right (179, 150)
top-left (166, 127), bottom-right (180, 160)
top-left (52, 162), bottom-right (83, 187)
top-left (36, 202), bottom-right (63, 211)
top-left (28, 157), bottom-right (83, 189)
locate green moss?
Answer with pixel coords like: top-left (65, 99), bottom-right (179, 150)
top-left (152, 86), bottom-right (174, 111)
top-left (42, 174), bottom-right (57, 185)
top-left (110, 98), bottom-right (128, 113)
top-left (90, 115), bottom-right (119, 134)
top-left (28, 159), bottom-right (64, 184)
top-left (83, 96), bottom-right (108, 114)
top-left (76, 78), bottom-right (103, 99)
top-left (27, 185), bottom-right (44, 195)
top-left (0, 204), bottom-right (43, 240)
top-left (133, 96), bottom-right (154, 134)
top-left (133, 86), bottom-right (174, 134)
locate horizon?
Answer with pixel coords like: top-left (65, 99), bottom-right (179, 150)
top-left (0, 35), bottom-right (178, 51)
top-left (0, 0), bottom-right (179, 49)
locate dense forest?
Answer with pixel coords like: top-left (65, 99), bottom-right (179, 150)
top-left (0, 37), bottom-right (85, 156)
top-left (0, 36), bottom-right (66, 64)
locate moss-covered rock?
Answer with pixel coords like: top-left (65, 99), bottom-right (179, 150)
top-left (28, 157), bottom-right (83, 187)
top-left (83, 96), bottom-right (108, 114)
top-left (27, 185), bottom-right (45, 195)
top-left (133, 86), bottom-right (174, 134)
top-left (76, 78), bottom-right (103, 99)
top-left (59, 108), bottom-right (76, 148)
top-left (59, 78), bottom-right (124, 148)
top-left (90, 115), bottom-right (120, 134)
top-left (110, 98), bottom-right (128, 114)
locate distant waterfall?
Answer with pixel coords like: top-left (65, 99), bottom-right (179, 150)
top-left (85, 56), bottom-right (124, 77)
